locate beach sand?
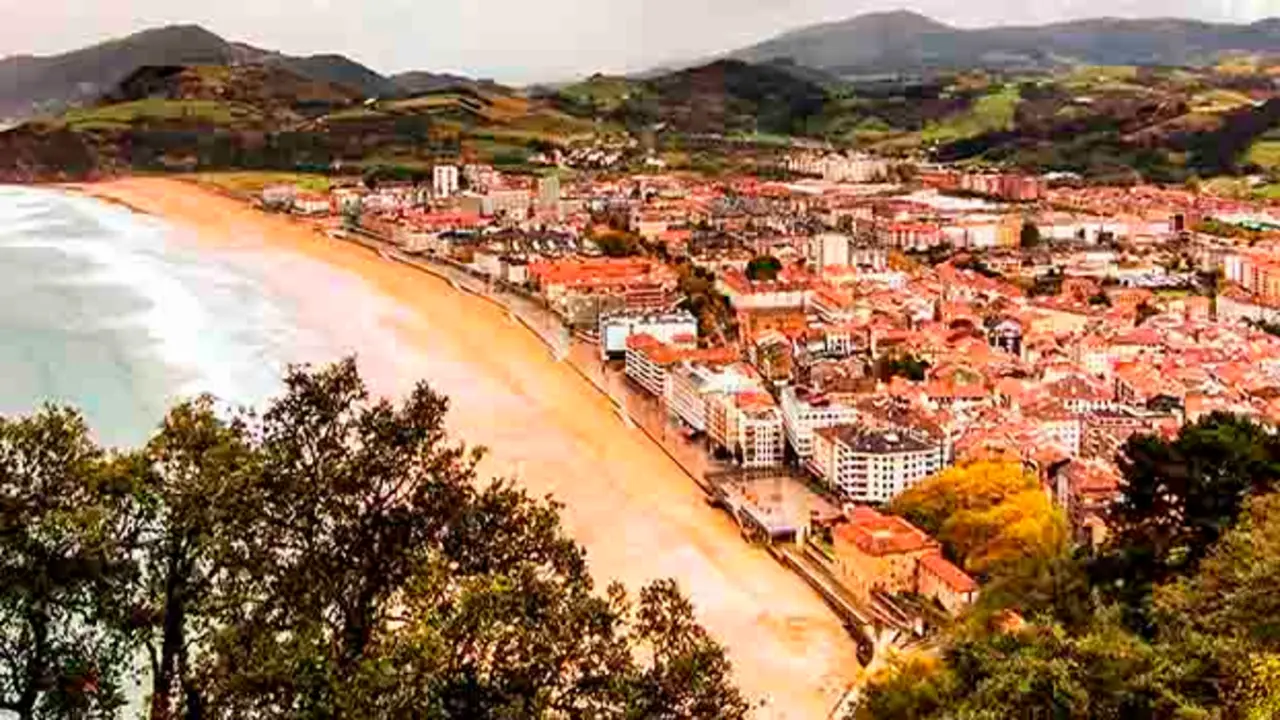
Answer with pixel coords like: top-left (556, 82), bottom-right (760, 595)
top-left (76, 177), bottom-right (860, 718)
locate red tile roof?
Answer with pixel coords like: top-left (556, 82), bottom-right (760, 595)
top-left (920, 553), bottom-right (978, 593)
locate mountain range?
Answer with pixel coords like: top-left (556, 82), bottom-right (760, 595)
top-left (722, 11), bottom-right (1280, 78)
top-left (3, 12), bottom-right (1279, 121)
top-left (0, 25), bottom-right (465, 119)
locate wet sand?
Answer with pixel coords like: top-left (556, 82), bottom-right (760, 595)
top-left (75, 177), bottom-right (860, 717)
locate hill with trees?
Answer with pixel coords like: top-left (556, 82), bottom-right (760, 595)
top-left (722, 11), bottom-right (1280, 78)
top-left (0, 358), bottom-right (747, 719)
top-left (0, 24), bottom-right (457, 120)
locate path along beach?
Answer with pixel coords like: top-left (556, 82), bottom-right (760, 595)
top-left (75, 177), bottom-right (861, 718)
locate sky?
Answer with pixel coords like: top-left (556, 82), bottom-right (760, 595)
top-left (0, 0), bottom-right (1275, 83)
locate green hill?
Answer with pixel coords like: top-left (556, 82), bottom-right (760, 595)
top-left (720, 11), bottom-right (1280, 77)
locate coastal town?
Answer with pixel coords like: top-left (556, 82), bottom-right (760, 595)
top-left (237, 149), bottom-right (1280, 651)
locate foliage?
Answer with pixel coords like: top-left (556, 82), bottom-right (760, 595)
top-left (0, 408), bottom-right (141, 720)
top-left (1106, 413), bottom-right (1280, 594)
top-left (891, 461), bottom-right (1069, 577)
top-left (0, 360), bottom-right (747, 719)
top-left (874, 352), bottom-right (930, 383)
top-left (863, 416), bottom-right (1280, 719)
top-left (1019, 221), bottom-right (1042, 249)
top-left (1135, 301), bottom-right (1161, 326)
top-left (858, 607), bottom-right (1207, 720)
top-left (744, 255), bottom-right (782, 282)
top-left (593, 230), bottom-right (645, 258)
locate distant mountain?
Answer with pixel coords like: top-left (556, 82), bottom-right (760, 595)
top-left (268, 54), bottom-right (397, 98)
top-left (553, 59), bottom-right (829, 137)
top-left (723, 11), bottom-right (1280, 76)
top-left (0, 24), bottom-right (463, 119)
top-left (0, 25), bottom-right (248, 117)
top-left (390, 71), bottom-right (477, 95)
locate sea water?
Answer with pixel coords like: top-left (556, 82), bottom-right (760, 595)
top-left (0, 185), bottom-right (340, 447)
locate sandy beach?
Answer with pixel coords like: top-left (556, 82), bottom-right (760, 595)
top-left (75, 177), bottom-right (860, 717)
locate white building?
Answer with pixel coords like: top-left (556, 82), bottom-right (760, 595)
top-left (786, 152), bottom-right (889, 184)
top-left (810, 426), bottom-right (945, 503)
top-left (537, 175), bottom-right (561, 210)
top-left (482, 190), bottom-right (532, 218)
top-left (807, 233), bottom-right (853, 271)
top-left (708, 393), bottom-right (786, 468)
top-left (666, 362), bottom-right (761, 434)
top-left (779, 387), bottom-right (862, 461)
top-left (600, 311), bottom-right (698, 359)
top-left (433, 165), bottom-right (459, 198)
top-left (625, 336), bottom-right (676, 398)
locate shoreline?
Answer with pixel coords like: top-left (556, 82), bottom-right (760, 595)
top-left (67, 177), bottom-right (861, 718)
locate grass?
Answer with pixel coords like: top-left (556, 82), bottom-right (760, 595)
top-left (191, 171), bottom-right (332, 196)
top-left (920, 86), bottom-right (1020, 145)
top-left (1246, 140), bottom-right (1280, 171)
top-left (62, 99), bottom-right (258, 130)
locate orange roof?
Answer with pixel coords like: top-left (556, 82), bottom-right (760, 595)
top-left (836, 507), bottom-right (937, 557)
top-left (920, 553), bottom-right (978, 593)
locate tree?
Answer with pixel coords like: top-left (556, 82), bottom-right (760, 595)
top-left (1020, 221), bottom-right (1042, 249)
top-left (891, 461), bottom-right (1069, 578)
top-left (1135, 301), bottom-right (1161, 326)
top-left (187, 359), bottom-right (746, 718)
top-left (1154, 493), bottom-right (1280, 714)
top-left (593, 230), bottom-right (643, 258)
top-left (874, 352), bottom-right (929, 383)
top-left (133, 398), bottom-right (255, 720)
top-left (744, 255), bottom-right (782, 282)
top-left (0, 409), bottom-right (141, 720)
top-left (1107, 413), bottom-right (1280, 593)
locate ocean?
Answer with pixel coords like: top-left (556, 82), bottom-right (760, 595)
top-left (0, 185), bottom-right (350, 447)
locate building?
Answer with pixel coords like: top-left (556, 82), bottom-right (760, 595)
top-left (707, 392), bottom-right (786, 468)
top-left (917, 552), bottom-right (981, 614)
top-left (481, 189), bottom-right (532, 218)
top-left (832, 507), bottom-right (978, 613)
top-left (537, 175), bottom-right (562, 211)
top-left (808, 233), bottom-right (852, 271)
top-left (785, 152), bottom-right (889, 183)
top-left (666, 362), bottom-right (762, 434)
top-left (292, 192), bottom-right (331, 216)
top-left (530, 258), bottom-right (680, 327)
top-left (599, 311), bottom-right (698, 359)
top-left (810, 426), bottom-right (946, 503)
top-left (779, 387), bottom-right (862, 461)
top-left (433, 165), bottom-right (459, 198)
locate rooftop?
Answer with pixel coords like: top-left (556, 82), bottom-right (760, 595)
top-left (836, 507), bottom-right (938, 557)
top-left (818, 425), bottom-right (938, 455)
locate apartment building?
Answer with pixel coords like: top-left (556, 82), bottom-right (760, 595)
top-left (810, 426), bottom-right (945, 503)
top-left (779, 387), bottom-right (862, 462)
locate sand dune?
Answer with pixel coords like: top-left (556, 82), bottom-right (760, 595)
top-left (76, 177), bottom-right (860, 718)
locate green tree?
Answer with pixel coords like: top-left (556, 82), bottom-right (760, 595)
top-left (132, 398), bottom-right (255, 720)
top-left (1107, 414), bottom-right (1280, 596)
top-left (0, 409), bottom-right (140, 720)
top-left (189, 359), bottom-right (747, 718)
top-left (874, 352), bottom-right (929, 383)
top-left (1020, 221), bottom-right (1042, 249)
top-left (745, 255), bottom-right (782, 282)
top-left (1155, 493), bottom-right (1280, 714)
top-left (593, 230), bottom-right (643, 258)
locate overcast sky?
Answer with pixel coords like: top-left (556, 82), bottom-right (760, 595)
top-left (0, 0), bottom-right (1274, 83)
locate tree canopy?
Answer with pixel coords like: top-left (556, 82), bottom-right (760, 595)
top-left (0, 359), bottom-right (747, 720)
top-left (861, 414), bottom-right (1280, 719)
top-left (892, 461), bottom-right (1069, 577)
top-left (744, 255), bottom-right (782, 282)
top-left (1020, 221), bottom-right (1042, 249)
